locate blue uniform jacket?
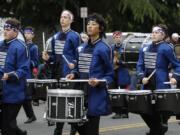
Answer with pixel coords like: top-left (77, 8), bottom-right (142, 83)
top-left (48, 29), bottom-right (80, 77)
top-left (137, 41), bottom-right (180, 89)
top-left (111, 44), bottom-right (130, 86)
top-left (75, 39), bottom-right (114, 116)
top-left (26, 43), bottom-right (39, 79)
top-left (0, 39), bottom-right (29, 103)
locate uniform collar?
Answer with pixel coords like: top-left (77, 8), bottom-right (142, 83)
top-left (26, 41), bottom-right (33, 44)
top-left (153, 40), bottom-right (164, 45)
top-left (115, 43), bottom-right (122, 48)
top-left (62, 28), bottom-right (71, 34)
top-left (90, 38), bottom-right (101, 45)
top-left (5, 38), bottom-right (16, 44)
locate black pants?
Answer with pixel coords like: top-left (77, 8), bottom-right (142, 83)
top-left (140, 112), bottom-right (169, 135)
top-left (0, 103), bottom-right (2, 130)
top-left (53, 122), bottom-right (64, 135)
top-left (22, 99), bottom-right (35, 118)
top-left (73, 116), bottom-right (100, 135)
top-left (2, 103), bottom-right (25, 135)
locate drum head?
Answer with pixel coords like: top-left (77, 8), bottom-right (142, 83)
top-left (155, 89), bottom-right (180, 93)
top-left (47, 89), bottom-right (84, 96)
top-left (108, 89), bottom-right (128, 94)
top-left (128, 90), bottom-right (152, 95)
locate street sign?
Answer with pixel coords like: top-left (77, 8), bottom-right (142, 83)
top-left (80, 7), bottom-right (88, 18)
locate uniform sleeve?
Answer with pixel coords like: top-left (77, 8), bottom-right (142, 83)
top-left (5, 44), bottom-right (29, 81)
top-left (97, 46), bottom-right (114, 85)
top-left (136, 48), bottom-right (145, 82)
top-left (164, 46), bottom-right (180, 81)
top-left (47, 37), bottom-right (55, 63)
top-left (70, 46), bottom-right (80, 78)
top-left (64, 34), bottom-right (80, 65)
top-left (30, 45), bottom-right (39, 68)
top-left (0, 67), bottom-right (3, 79)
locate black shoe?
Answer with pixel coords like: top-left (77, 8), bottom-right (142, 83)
top-left (24, 116), bottom-right (36, 124)
top-left (161, 124), bottom-right (168, 133)
top-left (70, 127), bottom-right (77, 135)
top-left (21, 130), bottom-right (27, 135)
top-left (112, 114), bottom-right (122, 119)
top-left (16, 130), bottom-right (27, 135)
top-left (121, 113), bottom-right (129, 118)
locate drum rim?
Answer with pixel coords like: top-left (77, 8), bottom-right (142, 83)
top-left (46, 117), bottom-right (83, 123)
top-left (27, 79), bottom-right (38, 82)
top-left (108, 89), bottom-right (128, 94)
top-left (128, 90), bottom-right (152, 95)
top-left (37, 79), bottom-right (58, 83)
top-left (154, 89), bottom-right (180, 93)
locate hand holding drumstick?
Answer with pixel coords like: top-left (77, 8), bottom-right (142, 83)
top-left (142, 69), bottom-right (156, 85)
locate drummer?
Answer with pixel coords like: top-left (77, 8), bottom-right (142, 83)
top-left (110, 31), bottom-right (130, 119)
top-left (67, 13), bottom-right (114, 135)
top-left (42, 10), bottom-right (80, 135)
top-left (137, 24), bottom-right (180, 135)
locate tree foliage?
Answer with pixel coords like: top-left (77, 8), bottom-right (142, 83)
top-left (0, 0), bottom-right (180, 34)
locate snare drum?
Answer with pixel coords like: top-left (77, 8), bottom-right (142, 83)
top-left (127, 90), bottom-right (152, 114)
top-left (108, 89), bottom-right (128, 108)
top-left (35, 79), bottom-right (58, 100)
top-left (154, 89), bottom-right (180, 115)
top-left (46, 89), bottom-right (84, 123)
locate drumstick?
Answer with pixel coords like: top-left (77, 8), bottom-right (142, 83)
top-left (147, 69), bottom-right (156, 80)
top-left (163, 82), bottom-right (172, 84)
top-left (42, 32), bottom-right (46, 51)
top-left (62, 55), bottom-right (70, 64)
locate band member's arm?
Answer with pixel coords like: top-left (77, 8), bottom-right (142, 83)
top-left (137, 48), bottom-right (146, 83)
top-left (63, 34), bottom-right (80, 68)
top-left (90, 45), bottom-right (114, 86)
top-left (164, 45), bottom-right (180, 83)
top-left (30, 45), bottom-right (39, 69)
top-left (0, 67), bottom-right (4, 79)
top-left (66, 45), bottom-right (80, 80)
top-left (3, 44), bottom-right (29, 81)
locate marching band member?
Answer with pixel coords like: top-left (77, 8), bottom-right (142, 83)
top-left (67, 13), bottom-right (114, 135)
top-left (0, 18), bottom-right (29, 135)
top-left (42, 10), bottom-right (80, 135)
top-left (137, 24), bottom-right (180, 135)
top-left (22, 26), bottom-right (38, 124)
top-left (110, 31), bottom-right (130, 119)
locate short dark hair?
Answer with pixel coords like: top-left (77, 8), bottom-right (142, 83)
top-left (5, 18), bottom-right (21, 31)
top-left (87, 13), bottom-right (106, 38)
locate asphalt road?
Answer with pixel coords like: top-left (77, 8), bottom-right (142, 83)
top-left (13, 101), bottom-right (180, 135)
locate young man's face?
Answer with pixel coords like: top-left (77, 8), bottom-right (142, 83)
top-left (24, 32), bottom-right (34, 41)
top-left (113, 35), bottom-right (122, 44)
top-left (60, 11), bottom-right (72, 28)
top-left (151, 28), bottom-right (165, 43)
top-left (87, 20), bottom-right (100, 37)
top-left (3, 27), bottom-right (18, 41)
